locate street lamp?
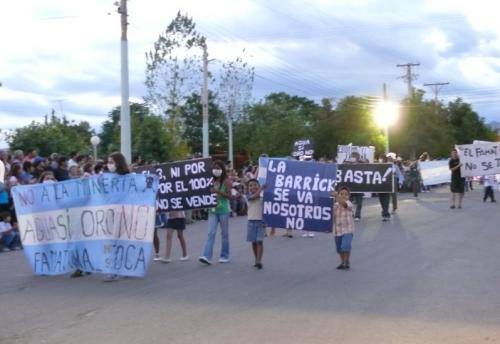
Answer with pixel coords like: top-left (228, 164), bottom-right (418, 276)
top-left (90, 135), bottom-right (101, 161)
top-left (374, 101), bottom-right (399, 155)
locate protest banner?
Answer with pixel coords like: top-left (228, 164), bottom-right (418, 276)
top-left (336, 163), bottom-right (394, 193)
top-left (136, 158), bottom-right (216, 211)
top-left (456, 142), bottom-right (500, 177)
top-left (263, 159), bottom-right (336, 232)
top-left (419, 160), bottom-right (451, 186)
top-left (336, 145), bottom-right (375, 163)
top-left (257, 156), bottom-right (270, 186)
top-left (11, 173), bottom-right (159, 276)
top-left (292, 139), bottom-right (314, 159)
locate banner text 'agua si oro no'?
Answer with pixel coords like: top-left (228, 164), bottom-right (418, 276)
top-left (11, 174), bottom-right (158, 276)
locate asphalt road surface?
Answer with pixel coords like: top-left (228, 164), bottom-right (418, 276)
top-left (1, 186), bottom-right (499, 344)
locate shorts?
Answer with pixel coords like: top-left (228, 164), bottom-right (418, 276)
top-left (155, 213), bottom-right (168, 229)
top-left (335, 234), bottom-right (353, 253)
top-left (246, 220), bottom-right (265, 242)
top-left (167, 218), bottom-right (186, 231)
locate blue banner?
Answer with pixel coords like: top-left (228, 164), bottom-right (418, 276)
top-left (263, 159), bottom-right (336, 232)
top-left (11, 173), bottom-right (159, 277)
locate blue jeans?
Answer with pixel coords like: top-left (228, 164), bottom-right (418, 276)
top-left (202, 213), bottom-right (230, 260)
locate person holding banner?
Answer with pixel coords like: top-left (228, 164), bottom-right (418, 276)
top-left (199, 160), bottom-right (233, 265)
top-left (345, 152), bottom-right (365, 221)
top-left (245, 179), bottom-right (265, 269)
top-left (377, 155), bottom-right (392, 221)
top-left (449, 149), bottom-right (465, 209)
top-left (103, 152), bottom-right (131, 281)
top-left (163, 211), bottom-right (189, 262)
top-left (333, 186), bottom-right (354, 270)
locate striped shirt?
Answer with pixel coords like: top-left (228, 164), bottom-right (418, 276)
top-left (334, 201), bottom-right (354, 236)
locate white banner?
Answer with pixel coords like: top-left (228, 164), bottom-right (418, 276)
top-left (336, 145), bottom-right (375, 163)
top-left (456, 142), bottom-right (500, 177)
top-left (419, 160), bottom-right (451, 185)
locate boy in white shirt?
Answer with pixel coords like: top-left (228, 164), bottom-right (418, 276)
top-left (245, 179), bottom-right (265, 269)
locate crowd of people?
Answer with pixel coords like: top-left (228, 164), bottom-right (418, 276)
top-left (0, 146), bottom-right (497, 279)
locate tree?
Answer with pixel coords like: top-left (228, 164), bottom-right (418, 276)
top-left (312, 96), bottom-right (386, 159)
top-left (447, 98), bottom-right (497, 145)
top-left (99, 103), bottom-right (180, 163)
top-left (234, 92), bottom-right (319, 158)
top-left (145, 11), bottom-right (205, 116)
top-left (178, 93), bottom-right (227, 154)
top-left (390, 90), bottom-right (453, 159)
top-left (7, 113), bottom-right (93, 157)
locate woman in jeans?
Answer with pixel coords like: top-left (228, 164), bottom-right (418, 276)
top-left (199, 160), bottom-right (233, 265)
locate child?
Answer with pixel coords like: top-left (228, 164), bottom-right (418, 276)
top-left (333, 186), bottom-right (354, 270)
top-left (245, 179), bottom-right (265, 269)
top-left (483, 175), bottom-right (497, 203)
top-left (0, 212), bottom-right (21, 252)
top-left (163, 211), bottom-right (189, 263)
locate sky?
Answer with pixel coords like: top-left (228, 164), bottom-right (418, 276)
top-left (1, 0), bottom-right (500, 148)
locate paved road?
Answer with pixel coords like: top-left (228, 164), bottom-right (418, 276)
top-left (1, 186), bottom-right (499, 344)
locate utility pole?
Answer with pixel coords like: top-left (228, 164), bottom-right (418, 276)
top-left (118, 0), bottom-right (131, 163)
top-left (383, 83), bottom-right (389, 155)
top-left (423, 82), bottom-right (449, 102)
top-left (397, 63), bottom-right (420, 99)
top-left (202, 42), bottom-right (209, 158)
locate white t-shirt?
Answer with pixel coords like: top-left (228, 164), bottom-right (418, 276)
top-left (246, 194), bottom-right (263, 221)
top-left (0, 221), bottom-right (12, 234)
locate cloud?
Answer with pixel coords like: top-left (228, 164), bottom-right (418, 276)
top-left (2, 0), bottom-right (500, 150)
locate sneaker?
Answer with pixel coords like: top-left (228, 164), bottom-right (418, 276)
top-left (382, 217), bottom-right (389, 222)
top-left (103, 274), bottom-right (119, 282)
top-left (336, 263), bottom-right (346, 270)
top-left (255, 263), bottom-right (263, 269)
top-left (180, 256), bottom-right (190, 261)
top-left (450, 205), bottom-right (455, 209)
top-left (302, 233), bottom-right (309, 237)
top-left (354, 217), bottom-right (360, 222)
top-left (153, 253), bottom-right (161, 261)
top-left (199, 256), bottom-right (212, 265)
top-left (345, 262), bottom-right (350, 270)
top-left (159, 257), bottom-right (171, 263)
top-left (218, 258), bottom-right (230, 263)
top-left (307, 232), bottom-right (315, 238)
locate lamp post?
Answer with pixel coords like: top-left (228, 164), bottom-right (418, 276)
top-left (374, 101), bottom-right (399, 154)
top-left (90, 135), bottom-right (101, 161)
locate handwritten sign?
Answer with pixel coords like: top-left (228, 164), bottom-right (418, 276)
top-left (292, 139), bottom-right (314, 159)
top-left (263, 159), bottom-right (335, 232)
top-left (11, 174), bottom-right (158, 276)
top-left (336, 145), bottom-right (375, 163)
top-left (336, 163), bottom-right (394, 193)
top-left (136, 158), bottom-right (216, 211)
top-left (456, 142), bottom-right (500, 177)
